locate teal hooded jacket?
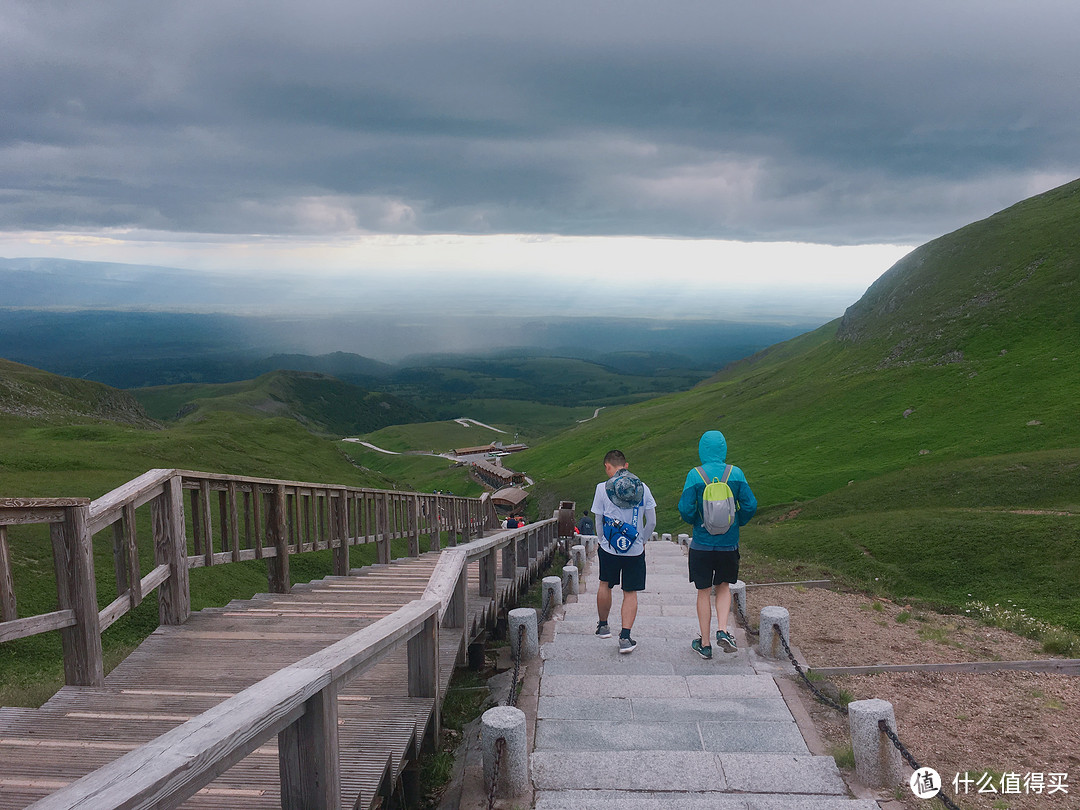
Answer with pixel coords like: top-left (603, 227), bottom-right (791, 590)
top-left (677, 430), bottom-right (757, 550)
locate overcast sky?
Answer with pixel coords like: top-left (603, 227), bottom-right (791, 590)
top-left (2, 1), bottom-right (1077, 318)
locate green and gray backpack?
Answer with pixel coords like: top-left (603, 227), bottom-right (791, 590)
top-left (696, 465), bottom-right (736, 535)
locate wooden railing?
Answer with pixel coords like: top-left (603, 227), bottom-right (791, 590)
top-left (19, 520), bottom-right (559, 810)
top-left (0, 469), bottom-right (501, 687)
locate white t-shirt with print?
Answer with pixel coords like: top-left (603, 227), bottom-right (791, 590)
top-left (591, 478), bottom-right (656, 557)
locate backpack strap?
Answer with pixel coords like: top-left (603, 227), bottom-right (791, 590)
top-left (695, 466), bottom-right (709, 485)
top-left (721, 464), bottom-right (733, 484)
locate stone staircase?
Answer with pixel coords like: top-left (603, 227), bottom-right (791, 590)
top-left (530, 540), bottom-right (880, 809)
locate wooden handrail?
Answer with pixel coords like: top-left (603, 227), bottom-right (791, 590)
top-left (25, 599), bottom-right (442, 810)
top-left (0, 468), bottom-right (496, 687)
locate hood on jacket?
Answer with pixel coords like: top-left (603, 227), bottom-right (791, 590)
top-left (698, 430), bottom-right (728, 465)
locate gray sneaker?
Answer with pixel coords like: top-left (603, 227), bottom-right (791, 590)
top-left (716, 630), bottom-right (737, 653)
top-left (595, 621), bottom-right (611, 639)
top-left (618, 635), bottom-right (637, 654)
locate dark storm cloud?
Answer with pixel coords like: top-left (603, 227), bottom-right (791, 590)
top-left (2, 0), bottom-right (1078, 244)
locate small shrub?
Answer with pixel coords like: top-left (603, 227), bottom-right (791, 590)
top-left (871, 601), bottom-right (884, 613)
top-left (895, 611), bottom-right (911, 624)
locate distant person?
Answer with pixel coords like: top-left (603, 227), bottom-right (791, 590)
top-left (505, 516), bottom-right (519, 529)
top-left (576, 509), bottom-right (595, 536)
top-left (592, 449), bottom-right (656, 654)
top-left (678, 430), bottom-right (757, 659)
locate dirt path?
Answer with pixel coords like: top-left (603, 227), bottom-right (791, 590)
top-left (746, 583), bottom-right (1080, 809)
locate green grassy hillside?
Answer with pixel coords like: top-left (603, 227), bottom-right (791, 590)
top-left (0, 362), bottom-right (415, 705)
top-left (131, 370), bottom-right (426, 436)
top-left (515, 179), bottom-right (1080, 634)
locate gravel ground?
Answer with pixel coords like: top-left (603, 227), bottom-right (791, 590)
top-left (744, 583), bottom-right (1080, 810)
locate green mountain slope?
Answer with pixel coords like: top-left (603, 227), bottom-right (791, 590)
top-left (514, 179), bottom-right (1080, 632)
top-left (1, 358), bottom-right (159, 429)
top-left (132, 370), bottom-right (426, 436)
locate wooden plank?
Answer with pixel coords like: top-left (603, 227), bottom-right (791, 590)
top-left (268, 485), bottom-right (290, 594)
top-left (810, 659), bottom-right (1080, 676)
top-left (0, 610), bottom-right (76, 643)
top-left (97, 594), bottom-right (129, 632)
top-left (1, 525), bottom-right (18, 622)
top-left (0, 508), bottom-right (69, 526)
top-left (87, 469), bottom-right (172, 535)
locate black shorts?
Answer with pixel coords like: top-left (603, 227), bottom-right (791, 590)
top-left (597, 546), bottom-right (646, 592)
top-left (688, 547), bottom-right (740, 590)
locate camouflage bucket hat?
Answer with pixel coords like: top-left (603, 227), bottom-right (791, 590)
top-left (605, 469), bottom-right (644, 508)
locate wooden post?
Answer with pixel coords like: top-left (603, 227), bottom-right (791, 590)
top-left (252, 486), bottom-right (265, 559)
top-left (528, 528), bottom-right (538, 568)
top-left (153, 474), bottom-right (191, 625)
top-left (50, 503), bottom-right (104, 686)
top-left (227, 481), bottom-right (241, 563)
top-left (479, 549), bottom-right (496, 597)
top-left (408, 614), bottom-right (440, 737)
top-left (429, 496), bottom-right (441, 552)
top-left (377, 494), bottom-right (391, 565)
top-left (408, 495), bottom-right (421, 557)
top-left (501, 539), bottom-right (516, 580)
top-left (268, 484), bottom-right (291, 593)
top-left (332, 490), bottom-right (349, 576)
top-left (0, 526), bottom-right (17, 623)
top-left (444, 568), bottom-right (467, 630)
top-left (199, 479), bottom-right (214, 567)
top-left (279, 683), bottom-right (341, 810)
top-left (122, 503), bottom-right (142, 609)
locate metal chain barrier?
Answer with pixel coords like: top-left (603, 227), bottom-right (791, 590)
top-left (488, 570), bottom-right (555, 809)
top-left (773, 623), bottom-right (849, 716)
top-left (733, 595), bottom-right (760, 637)
top-left (878, 720), bottom-right (964, 810)
top-left (768, 620), bottom-right (965, 810)
top-left (486, 737), bottom-right (505, 810)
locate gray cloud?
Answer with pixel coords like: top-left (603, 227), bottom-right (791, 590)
top-left (2, 1), bottom-right (1079, 244)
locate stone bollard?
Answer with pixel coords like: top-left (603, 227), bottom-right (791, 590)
top-left (542, 576), bottom-right (563, 614)
top-left (662, 533), bottom-right (672, 543)
top-left (562, 564), bottom-right (579, 596)
top-left (730, 580), bottom-right (747, 624)
top-left (848, 699), bottom-right (905, 788)
top-left (482, 705), bottom-right (529, 798)
top-left (507, 607), bottom-right (539, 660)
top-left (758, 606), bottom-right (791, 661)
top-left (678, 533), bottom-right (690, 548)
top-left (571, 544), bottom-right (586, 570)
top-left (583, 536), bottom-right (598, 556)
top-left (650, 531), bottom-right (658, 542)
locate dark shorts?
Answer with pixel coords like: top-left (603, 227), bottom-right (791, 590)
top-left (597, 546), bottom-right (646, 592)
top-left (688, 547), bottom-right (740, 589)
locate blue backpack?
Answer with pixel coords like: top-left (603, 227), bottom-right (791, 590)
top-left (603, 504), bottom-right (640, 553)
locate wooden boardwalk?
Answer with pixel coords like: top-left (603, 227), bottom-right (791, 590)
top-left (0, 541), bottom-right (553, 809)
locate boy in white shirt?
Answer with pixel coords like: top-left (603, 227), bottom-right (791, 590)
top-left (591, 449), bottom-right (657, 653)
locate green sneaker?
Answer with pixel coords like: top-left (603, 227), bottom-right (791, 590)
top-left (716, 630), bottom-right (737, 653)
top-left (691, 637), bottom-right (713, 659)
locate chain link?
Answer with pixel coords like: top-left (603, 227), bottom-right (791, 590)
top-left (767, 614), bottom-right (965, 810)
top-left (878, 720), bottom-right (964, 810)
top-left (486, 736), bottom-right (505, 810)
top-left (507, 623), bottom-right (526, 707)
top-left (733, 595), bottom-right (760, 637)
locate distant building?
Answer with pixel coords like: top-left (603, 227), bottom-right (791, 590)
top-left (470, 458), bottom-right (526, 489)
top-left (491, 486), bottom-right (528, 512)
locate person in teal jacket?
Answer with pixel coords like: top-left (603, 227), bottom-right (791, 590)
top-left (677, 430), bottom-right (757, 659)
